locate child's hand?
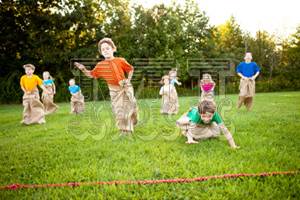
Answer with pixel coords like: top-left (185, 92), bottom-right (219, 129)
top-left (231, 145), bottom-right (240, 149)
top-left (186, 140), bottom-right (198, 144)
top-left (74, 62), bottom-right (84, 70)
top-left (178, 82), bottom-right (182, 86)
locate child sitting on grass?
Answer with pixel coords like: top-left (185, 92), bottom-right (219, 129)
top-left (176, 100), bottom-right (239, 148)
top-left (68, 79), bottom-right (85, 114)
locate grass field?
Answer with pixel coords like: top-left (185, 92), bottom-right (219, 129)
top-left (0, 92), bottom-right (299, 199)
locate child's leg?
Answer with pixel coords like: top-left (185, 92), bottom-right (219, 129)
top-left (22, 97), bottom-right (30, 124)
top-left (237, 96), bottom-right (245, 109)
top-left (245, 97), bottom-right (253, 111)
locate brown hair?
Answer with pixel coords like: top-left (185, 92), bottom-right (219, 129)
top-left (23, 64), bottom-right (35, 70)
top-left (98, 38), bottom-right (117, 52)
top-left (198, 100), bottom-right (216, 114)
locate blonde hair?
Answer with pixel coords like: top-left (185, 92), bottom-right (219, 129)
top-left (98, 38), bottom-right (117, 52)
top-left (160, 75), bottom-right (170, 84)
top-left (202, 73), bottom-right (212, 81)
top-left (23, 64), bottom-right (35, 70)
top-left (43, 71), bottom-right (53, 80)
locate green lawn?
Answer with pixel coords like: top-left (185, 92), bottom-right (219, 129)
top-left (0, 92), bottom-right (299, 199)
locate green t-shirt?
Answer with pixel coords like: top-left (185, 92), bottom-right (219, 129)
top-left (187, 107), bottom-right (223, 125)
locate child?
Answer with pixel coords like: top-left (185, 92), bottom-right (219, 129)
top-left (169, 68), bottom-right (182, 86)
top-left (200, 73), bottom-right (215, 102)
top-left (159, 75), bottom-right (179, 115)
top-left (236, 52), bottom-right (260, 111)
top-left (42, 71), bottom-right (58, 115)
top-left (20, 64), bottom-right (49, 124)
top-left (176, 100), bottom-right (239, 148)
top-left (68, 79), bottom-right (85, 114)
top-left (74, 37), bottom-right (138, 134)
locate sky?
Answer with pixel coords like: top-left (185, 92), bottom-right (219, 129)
top-left (130, 0), bottom-right (300, 38)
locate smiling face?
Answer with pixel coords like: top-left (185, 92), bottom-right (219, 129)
top-left (25, 67), bottom-right (34, 76)
top-left (100, 43), bottom-right (115, 59)
top-left (69, 79), bottom-right (75, 86)
top-left (200, 112), bottom-right (214, 124)
top-left (244, 52), bottom-right (253, 63)
top-left (43, 72), bottom-right (50, 80)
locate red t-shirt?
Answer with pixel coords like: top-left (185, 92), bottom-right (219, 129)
top-left (90, 57), bottom-right (133, 85)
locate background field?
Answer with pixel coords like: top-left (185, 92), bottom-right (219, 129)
top-left (0, 92), bottom-right (299, 199)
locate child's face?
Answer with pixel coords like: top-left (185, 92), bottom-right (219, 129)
top-left (164, 78), bottom-right (170, 85)
top-left (25, 67), bottom-right (34, 76)
top-left (69, 80), bottom-right (75, 86)
top-left (100, 43), bottom-right (114, 59)
top-left (244, 53), bottom-right (252, 62)
top-left (200, 112), bottom-right (214, 124)
top-left (203, 79), bottom-right (210, 83)
top-left (43, 73), bottom-right (49, 80)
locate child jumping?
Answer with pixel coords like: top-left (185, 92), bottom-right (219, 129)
top-left (42, 71), bottom-right (58, 115)
top-left (176, 100), bottom-right (239, 148)
top-left (159, 75), bottom-right (179, 115)
top-left (74, 38), bottom-right (138, 134)
top-left (68, 79), bottom-right (85, 114)
top-left (20, 64), bottom-right (49, 125)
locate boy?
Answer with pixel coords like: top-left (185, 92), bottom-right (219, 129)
top-left (68, 79), bottom-right (85, 114)
top-left (236, 52), bottom-right (260, 111)
top-left (176, 100), bottom-right (239, 148)
top-left (20, 64), bottom-right (49, 124)
top-left (74, 38), bottom-right (138, 134)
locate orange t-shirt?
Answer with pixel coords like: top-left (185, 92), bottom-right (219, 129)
top-left (90, 57), bottom-right (133, 85)
top-left (20, 74), bottom-right (43, 92)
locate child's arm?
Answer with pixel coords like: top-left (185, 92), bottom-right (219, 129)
top-left (159, 87), bottom-right (164, 95)
top-left (219, 123), bottom-right (239, 149)
top-left (174, 78), bottom-right (182, 86)
top-left (237, 73), bottom-right (248, 80)
top-left (127, 69), bottom-right (134, 83)
top-left (250, 72), bottom-right (260, 80)
top-left (186, 129), bottom-right (198, 144)
top-left (74, 62), bottom-right (93, 78)
top-left (39, 84), bottom-right (51, 94)
top-left (52, 82), bottom-right (56, 94)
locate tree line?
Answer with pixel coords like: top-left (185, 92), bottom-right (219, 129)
top-left (0, 0), bottom-right (299, 103)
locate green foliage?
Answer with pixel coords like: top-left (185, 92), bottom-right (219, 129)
top-left (0, 0), bottom-right (300, 104)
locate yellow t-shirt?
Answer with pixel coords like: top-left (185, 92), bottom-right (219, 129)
top-left (20, 75), bottom-right (43, 92)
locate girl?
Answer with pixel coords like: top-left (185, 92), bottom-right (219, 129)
top-left (159, 75), bottom-right (179, 115)
top-left (42, 71), bottom-right (58, 114)
top-left (200, 73), bottom-right (215, 102)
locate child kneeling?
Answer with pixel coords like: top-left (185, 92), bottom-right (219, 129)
top-left (176, 100), bottom-right (239, 148)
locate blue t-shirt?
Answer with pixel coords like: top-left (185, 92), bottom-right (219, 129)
top-left (236, 62), bottom-right (260, 78)
top-left (43, 79), bottom-right (54, 86)
top-left (68, 85), bottom-right (80, 94)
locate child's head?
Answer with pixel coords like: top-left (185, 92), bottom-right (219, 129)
top-left (23, 64), bottom-right (35, 75)
top-left (198, 100), bottom-right (216, 124)
top-left (244, 52), bottom-right (253, 63)
top-left (169, 68), bottom-right (177, 77)
top-left (69, 79), bottom-right (75, 86)
top-left (201, 73), bottom-right (213, 84)
top-left (98, 38), bottom-right (116, 59)
top-left (43, 71), bottom-right (52, 80)
top-left (161, 75), bottom-right (170, 85)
